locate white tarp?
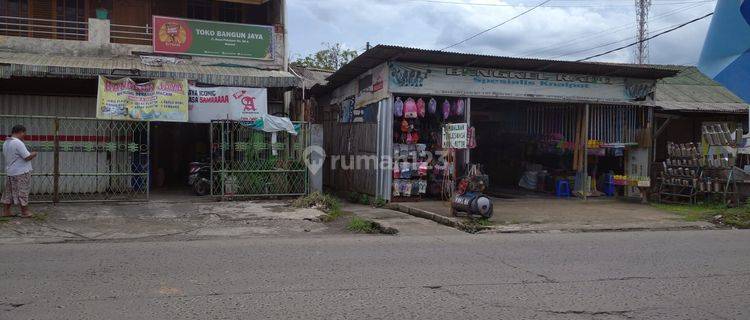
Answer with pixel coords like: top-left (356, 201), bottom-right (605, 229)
top-left (243, 114), bottom-right (297, 135)
top-left (188, 85), bottom-right (268, 123)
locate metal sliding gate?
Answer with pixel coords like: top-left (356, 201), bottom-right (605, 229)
top-left (210, 120), bottom-right (308, 198)
top-left (0, 115), bottom-right (149, 203)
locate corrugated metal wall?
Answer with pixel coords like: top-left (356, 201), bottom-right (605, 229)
top-left (323, 119), bottom-right (379, 196)
top-left (0, 94), bottom-right (96, 117)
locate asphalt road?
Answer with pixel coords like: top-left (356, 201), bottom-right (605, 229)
top-left (1, 230), bottom-right (749, 320)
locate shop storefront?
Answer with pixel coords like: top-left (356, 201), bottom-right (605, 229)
top-left (317, 45), bottom-right (679, 202)
top-left (0, 11), bottom-right (306, 203)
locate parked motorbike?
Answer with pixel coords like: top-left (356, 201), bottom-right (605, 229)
top-left (188, 161), bottom-right (211, 196)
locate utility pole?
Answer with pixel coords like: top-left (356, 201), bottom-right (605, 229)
top-left (634, 0), bottom-right (652, 64)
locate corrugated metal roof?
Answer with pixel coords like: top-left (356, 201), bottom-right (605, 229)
top-left (654, 66), bottom-right (749, 113)
top-left (289, 65), bottom-right (332, 88)
top-left (0, 52), bottom-right (300, 88)
top-left (315, 45), bottom-right (681, 93)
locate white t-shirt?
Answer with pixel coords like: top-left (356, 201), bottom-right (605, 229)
top-left (3, 137), bottom-right (33, 177)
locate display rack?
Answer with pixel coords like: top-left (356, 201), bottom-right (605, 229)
top-left (658, 123), bottom-right (742, 206)
top-left (658, 142), bottom-right (701, 204)
top-left (697, 123), bottom-right (740, 206)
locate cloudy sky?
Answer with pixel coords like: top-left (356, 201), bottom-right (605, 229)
top-left (286, 0), bottom-right (717, 65)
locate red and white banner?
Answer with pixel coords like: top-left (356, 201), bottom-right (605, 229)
top-left (188, 85), bottom-right (268, 123)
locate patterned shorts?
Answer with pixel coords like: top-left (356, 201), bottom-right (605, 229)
top-left (1, 172), bottom-right (31, 206)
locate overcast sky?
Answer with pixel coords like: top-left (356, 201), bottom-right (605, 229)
top-left (286, 0), bottom-right (717, 65)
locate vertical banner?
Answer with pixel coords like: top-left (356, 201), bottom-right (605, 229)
top-left (188, 85), bottom-right (268, 123)
top-left (96, 76), bottom-right (189, 122)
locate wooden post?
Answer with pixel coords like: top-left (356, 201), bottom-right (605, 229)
top-left (583, 104), bottom-right (590, 201)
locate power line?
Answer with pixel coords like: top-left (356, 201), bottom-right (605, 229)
top-left (407, 0), bottom-right (713, 8)
top-left (521, 1), bottom-right (710, 57)
top-left (576, 12), bottom-right (714, 61)
top-left (440, 0), bottom-right (552, 51)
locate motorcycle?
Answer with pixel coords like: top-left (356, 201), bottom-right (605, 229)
top-left (188, 161), bottom-right (211, 196)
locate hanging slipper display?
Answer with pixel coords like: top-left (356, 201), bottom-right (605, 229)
top-left (442, 99), bottom-right (451, 120)
top-left (428, 98), bottom-right (438, 115)
top-left (404, 97), bottom-right (418, 118)
top-left (393, 97), bottom-right (404, 117)
top-left (417, 98), bottom-right (426, 118)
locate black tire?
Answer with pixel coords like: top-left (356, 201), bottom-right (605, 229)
top-left (194, 179), bottom-right (210, 196)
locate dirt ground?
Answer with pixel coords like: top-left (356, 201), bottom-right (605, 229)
top-left (395, 196), bottom-right (715, 233)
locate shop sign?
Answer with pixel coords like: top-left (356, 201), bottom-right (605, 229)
top-left (153, 16), bottom-right (274, 60)
top-left (442, 123), bottom-right (468, 149)
top-left (96, 76), bottom-right (189, 122)
top-left (389, 62), bottom-right (655, 103)
top-left (188, 85), bottom-right (268, 123)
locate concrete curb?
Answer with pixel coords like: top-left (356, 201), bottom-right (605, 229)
top-left (386, 203), bottom-right (718, 235)
top-left (387, 203), bottom-right (474, 233)
top-left (480, 224), bottom-right (718, 234)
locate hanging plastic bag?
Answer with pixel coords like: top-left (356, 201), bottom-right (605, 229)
top-left (452, 99), bottom-right (465, 116)
top-left (442, 99), bottom-right (451, 120)
top-left (403, 97), bottom-right (418, 118)
top-left (393, 97), bottom-right (404, 118)
top-left (428, 98), bottom-right (438, 114)
top-left (416, 98), bottom-right (426, 118)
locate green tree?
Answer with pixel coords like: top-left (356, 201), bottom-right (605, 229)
top-left (292, 42), bottom-right (358, 71)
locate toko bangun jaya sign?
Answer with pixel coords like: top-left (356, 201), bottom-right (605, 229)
top-left (153, 16), bottom-right (273, 60)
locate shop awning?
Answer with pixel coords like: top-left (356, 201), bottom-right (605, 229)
top-left (0, 52), bottom-right (299, 88)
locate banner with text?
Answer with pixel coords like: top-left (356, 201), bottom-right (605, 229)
top-left (389, 62), bottom-right (655, 103)
top-left (153, 16), bottom-right (274, 60)
top-left (96, 76), bottom-right (189, 122)
top-left (188, 85), bottom-right (268, 123)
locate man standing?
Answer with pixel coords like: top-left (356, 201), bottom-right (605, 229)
top-left (2, 125), bottom-right (37, 218)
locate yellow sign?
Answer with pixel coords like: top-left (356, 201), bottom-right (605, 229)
top-left (96, 76), bottom-right (189, 122)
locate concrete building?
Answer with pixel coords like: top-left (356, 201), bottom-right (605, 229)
top-left (0, 0), bottom-right (307, 202)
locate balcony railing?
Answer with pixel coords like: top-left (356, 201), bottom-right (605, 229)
top-left (110, 23), bottom-right (152, 45)
top-left (0, 15), bottom-right (88, 41)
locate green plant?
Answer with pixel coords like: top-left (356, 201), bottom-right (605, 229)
top-left (653, 202), bottom-right (750, 229)
top-left (476, 218), bottom-right (492, 227)
top-left (372, 197), bottom-right (387, 208)
top-left (359, 194), bottom-right (371, 205)
top-left (292, 192), bottom-right (341, 213)
top-left (347, 191), bottom-right (361, 203)
top-left (347, 217), bottom-right (377, 233)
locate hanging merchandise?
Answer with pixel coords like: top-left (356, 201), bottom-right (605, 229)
top-left (418, 162), bottom-right (428, 176)
top-left (417, 98), bottom-right (426, 118)
top-left (408, 131), bottom-right (420, 144)
top-left (401, 162), bottom-right (412, 179)
top-left (452, 99), bottom-right (465, 117)
top-left (394, 97), bottom-right (404, 117)
top-left (418, 180), bottom-right (428, 194)
top-left (428, 98), bottom-right (437, 114)
top-left (400, 118), bottom-right (409, 133)
top-left (403, 181), bottom-right (413, 197)
top-left (393, 165), bottom-right (401, 179)
top-left (393, 181), bottom-right (401, 197)
top-left (404, 97), bottom-right (418, 118)
top-left (442, 99), bottom-right (451, 120)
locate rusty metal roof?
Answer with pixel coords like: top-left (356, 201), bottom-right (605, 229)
top-left (0, 52), bottom-right (299, 88)
top-left (654, 66), bottom-right (749, 114)
top-left (316, 45), bottom-right (681, 93)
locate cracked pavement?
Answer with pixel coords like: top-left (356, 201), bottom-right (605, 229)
top-left (1, 229), bottom-right (748, 319)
